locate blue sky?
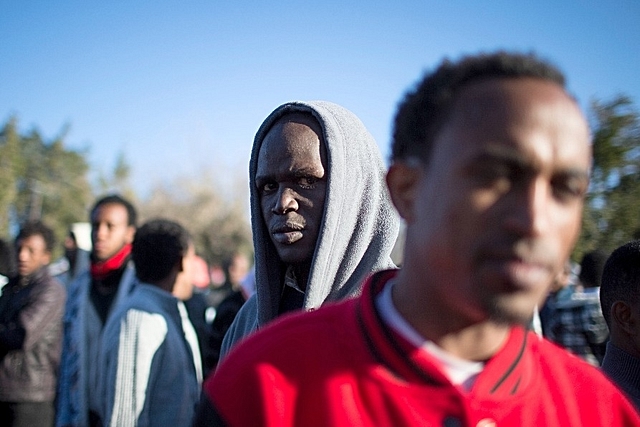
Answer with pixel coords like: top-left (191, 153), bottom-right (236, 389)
top-left (2, 1), bottom-right (639, 197)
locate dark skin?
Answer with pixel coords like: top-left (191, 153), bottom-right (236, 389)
top-left (255, 114), bottom-right (328, 289)
top-left (387, 78), bottom-right (591, 361)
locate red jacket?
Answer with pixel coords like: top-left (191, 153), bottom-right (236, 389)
top-left (202, 270), bottom-right (640, 426)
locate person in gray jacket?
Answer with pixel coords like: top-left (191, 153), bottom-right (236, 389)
top-left (219, 101), bottom-right (400, 359)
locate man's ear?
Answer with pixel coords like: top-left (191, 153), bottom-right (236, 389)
top-left (43, 250), bottom-right (52, 266)
top-left (612, 301), bottom-right (636, 335)
top-left (125, 225), bottom-right (136, 244)
top-left (386, 161), bottom-right (422, 223)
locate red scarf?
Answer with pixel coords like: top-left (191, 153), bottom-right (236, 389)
top-left (91, 244), bottom-right (132, 280)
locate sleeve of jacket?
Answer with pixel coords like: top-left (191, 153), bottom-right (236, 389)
top-left (218, 295), bottom-right (258, 363)
top-left (100, 309), bottom-right (167, 427)
top-left (55, 276), bottom-right (83, 427)
top-left (18, 277), bottom-right (66, 351)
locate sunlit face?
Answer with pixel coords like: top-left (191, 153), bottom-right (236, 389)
top-left (255, 115), bottom-right (328, 266)
top-left (404, 78), bottom-right (591, 325)
top-left (17, 234), bottom-right (51, 278)
top-left (91, 203), bottom-right (135, 261)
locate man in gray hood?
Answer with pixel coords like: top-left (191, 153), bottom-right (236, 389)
top-left (219, 100), bottom-right (400, 358)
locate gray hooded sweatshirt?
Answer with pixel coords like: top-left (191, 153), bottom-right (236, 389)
top-left (220, 101), bottom-right (400, 359)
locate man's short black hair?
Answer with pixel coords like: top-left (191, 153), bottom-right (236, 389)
top-left (600, 240), bottom-right (640, 327)
top-left (91, 194), bottom-right (137, 227)
top-left (16, 220), bottom-right (56, 253)
top-left (132, 219), bottom-right (191, 284)
top-left (391, 51), bottom-right (567, 165)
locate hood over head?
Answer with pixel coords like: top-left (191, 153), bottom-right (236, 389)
top-left (250, 100), bottom-right (400, 327)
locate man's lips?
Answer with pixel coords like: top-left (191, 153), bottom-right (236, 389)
top-left (271, 224), bottom-right (304, 245)
top-left (499, 259), bottom-right (549, 288)
top-left (481, 253), bottom-right (553, 292)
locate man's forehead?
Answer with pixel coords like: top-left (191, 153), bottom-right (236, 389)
top-left (92, 203), bottom-right (129, 221)
top-left (447, 77), bottom-right (581, 123)
top-left (258, 116), bottom-right (326, 160)
top-left (443, 79), bottom-right (588, 148)
top-left (270, 112), bottom-right (321, 131)
top-left (471, 143), bottom-right (590, 180)
top-left (17, 234), bottom-right (44, 246)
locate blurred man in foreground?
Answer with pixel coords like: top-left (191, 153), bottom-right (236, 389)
top-left (195, 51), bottom-right (640, 426)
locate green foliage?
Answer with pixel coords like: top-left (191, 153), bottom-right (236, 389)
top-left (95, 151), bottom-right (137, 203)
top-left (0, 118), bottom-right (20, 237)
top-left (574, 95), bottom-right (640, 260)
top-left (0, 117), bottom-right (93, 254)
top-left (0, 115), bottom-right (252, 265)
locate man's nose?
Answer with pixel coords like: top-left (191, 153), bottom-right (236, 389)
top-left (272, 187), bottom-right (299, 214)
top-left (18, 247), bottom-right (29, 261)
top-left (504, 178), bottom-right (551, 237)
top-left (94, 223), bottom-right (108, 239)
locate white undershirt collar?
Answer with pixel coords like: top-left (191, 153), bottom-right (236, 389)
top-left (375, 279), bottom-right (484, 391)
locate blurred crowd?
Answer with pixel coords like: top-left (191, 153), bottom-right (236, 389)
top-left (2, 50), bottom-right (640, 426)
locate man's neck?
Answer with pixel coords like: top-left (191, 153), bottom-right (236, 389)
top-left (289, 262), bottom-right (312, 292)
top-left (611, 334), bottom-right (640, 360)
top-left (429, 323), bottom-right (511, 362)
top-left (19, 267), bottom-right (45, 286)
top-left (392, 274), bottom-right (511, 362)
top-left (91, 244), bottom-right (131, 281)
top-left (149, 273), bottom-right (178, 294)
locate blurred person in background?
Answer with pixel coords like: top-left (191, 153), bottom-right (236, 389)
top-left (0, 221), bottom-right (66, 427)
top-left (205, 251), bottom-right (250, 311)
top-left (600, 240), bottom-right (640, 410)
top-left (49, 228), bottom-right (90, 288)
top-left (543, 250), bottom-right (609, 365)
top-left (97, 219), bottom-right (201, 426)
top-left (208, 251), bottom-right (252, 368)
top-left (57, 194), bottom-right (137, 427)
top-left (175, 254), bottom-right (216, 377)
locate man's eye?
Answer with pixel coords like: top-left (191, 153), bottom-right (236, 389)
top-left (472, 164), bottom-right (513, 187)
top-left (262, 182), bottom-right (277, 193)
top-left (298, 177), bottom-right (317, 188)
top-left (552, 178), bottom-right (587, 202)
